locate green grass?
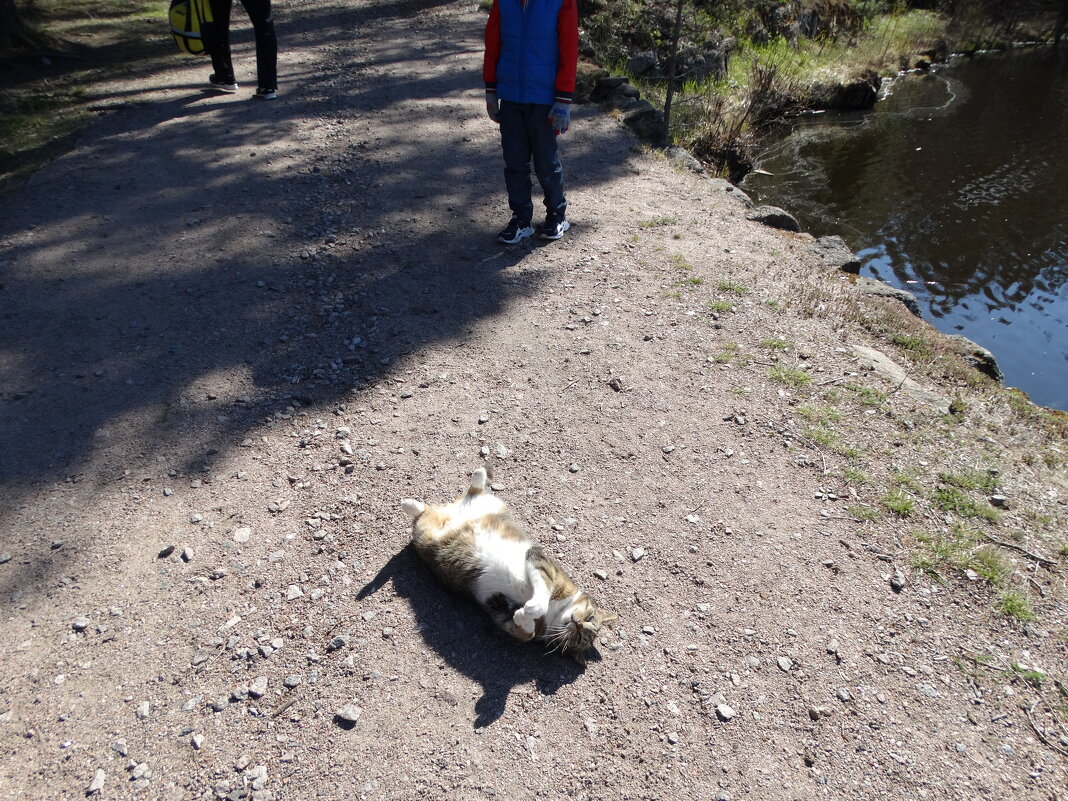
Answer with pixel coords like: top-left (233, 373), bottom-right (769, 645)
top-left (880, 488), bottom-right (915, 518)
top-left (841, 467), bottom-right (869, 486)
top-left (639, 216), bottom-right (678, 228)
top-left (848, 504), bottom-right (881, 522)
top-left (716, 281), bottom-right (749, 295)
top-left (997, 591), bottom-right (1035, 622)
top-left (844, 383), bottom-right (888, 407)
top-left (797, 405), bottom-right (842, 425)
top-left (1, 0), bottom-right (175, 193)
top-left (761, 338), bottom-right (789, 351)
top-left (938, 469), bottom-right (999, 493)
top-left (890, 332), bottom-right (933, 358)
top-left (708, 300), bottom-right (734, 313)
top-left (933, 486), bottom-right (999, 521)
top-left (670, 253), bottom-right (694, 271)
top-left (713, 342), bottom-right (740, 364)
top-left (804, 427), bottom-right (860, 459)
top-left (770, 366), bottom-right (812, 388)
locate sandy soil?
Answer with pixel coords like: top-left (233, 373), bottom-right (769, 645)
top-left (1, 1), bottom-right (1066, 799)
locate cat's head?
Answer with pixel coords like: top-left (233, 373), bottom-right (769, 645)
top-left (557, 594), bottom-right (615, 665)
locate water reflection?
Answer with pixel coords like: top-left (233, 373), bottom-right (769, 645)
top-left (743, 49), bottom-right (1068, 410)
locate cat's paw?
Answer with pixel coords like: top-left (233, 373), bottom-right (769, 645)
top-left (469, 468), bottom-right (487, 491)
top-left (522, 599), bottom-right (548, 621)
top-left (512, 607), bottom-right (536, 635)
top-left (401, 499), bottom-right (425, 519)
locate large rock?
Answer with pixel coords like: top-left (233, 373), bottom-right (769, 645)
top-left (611, 83), bottom-right (642, 110)
top-left (627, 51), bottom-right (659, 77)
top-left (851, 345), bottom-right (950, 413)
top-left (745, 205), bottom-right (801, 232)
top-left (945, 335), bottom-right (1004, 382)
top-left (810, 72), bottom-right (880, 111)
top-left (622, 101), bottom-right (665, 145)
top-left (852, 276), bottom-right (921, 317)
top-left (707, 178), bottom-right (752, 208)
top-left (665, 146), bottom-right (704, 174)
top-left (808, 235), bottom-right (860, 273)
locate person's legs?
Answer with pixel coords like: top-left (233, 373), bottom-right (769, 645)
top-left (527, 103), bottom-right (566, 222)
top-left (239, 0), bottom-right (278, 91)
top-left (498, 101), bottom-right (535, 225)
top-left (207, 0), bottom-right (236, 84)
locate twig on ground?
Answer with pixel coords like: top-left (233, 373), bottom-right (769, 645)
top-left (1026, 700), bottom-right (1068, 758)
top-left (981, 533), bottom-right (1058, 568)
top-left (271, 696), bottom-right (299, 719)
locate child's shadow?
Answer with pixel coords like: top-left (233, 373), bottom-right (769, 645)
top-left (357, 544), bottom-right (588, 728)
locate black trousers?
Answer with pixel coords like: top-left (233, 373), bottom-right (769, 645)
top-left (208, 0), bottom-right (277, 90)
top-left (498, 100), bottom-right (567, 224)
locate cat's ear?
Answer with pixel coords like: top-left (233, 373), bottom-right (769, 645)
top-left (401, 499), bottom-right (425, 519)
top-left (601, 614), bottom-right (618, 627)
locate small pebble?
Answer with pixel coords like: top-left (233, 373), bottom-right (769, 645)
top-left (777, 657), bottom-right (793, 672)
top-left (716, 704), bottom-right (735, 721)
top-left (86, 768), bottom-right (106, 795)
top-left (335, 704), bottom-right (363, 724)
top-left (191, 734), bottom-right (204, 750)
top-left (630, 547), bottom-right (646, 562)
top-left (71, 616), bottom-right (90, 632)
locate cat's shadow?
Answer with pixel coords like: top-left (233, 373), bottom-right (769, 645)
top-left (357, 543), bottom-right (589, 728)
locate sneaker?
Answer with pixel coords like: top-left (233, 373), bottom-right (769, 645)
top-left (208, 74), bottom-right (239, 92)
top-left (255, 87), bottom-right (278, 100)
top-left (496, 216), bottom-right (534, 244)
top-left (538, 215), bottom-right (570, 240)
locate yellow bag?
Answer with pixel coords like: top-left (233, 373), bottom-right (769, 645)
top-left (169, 0), bottom-right (215, 56)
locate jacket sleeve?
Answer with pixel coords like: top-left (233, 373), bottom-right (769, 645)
top-left (483, 0), bottom-right (501, 93)
top-left (555, 0), bottom-right (579, 103)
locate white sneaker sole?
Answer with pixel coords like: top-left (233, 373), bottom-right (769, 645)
top-left (539, 220), bottom-right (570, 240)
top-left (496, 226), bottom-right (534, 244)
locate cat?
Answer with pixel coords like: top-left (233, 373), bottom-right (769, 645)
top-left (401, 468), bottom-right (613, 665)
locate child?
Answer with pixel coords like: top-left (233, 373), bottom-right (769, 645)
top-left (206, 0), bottom-right (278, 100)
top-left (483, 0), bottom-right (579, 243)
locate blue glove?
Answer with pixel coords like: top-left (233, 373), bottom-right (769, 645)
top-left (549, 102), bottom-right (571, 135)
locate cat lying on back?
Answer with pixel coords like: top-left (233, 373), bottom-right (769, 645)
top-left (401, 468), bottom-right (613, 665)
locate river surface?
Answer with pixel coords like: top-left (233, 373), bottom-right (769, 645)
top-left (741, 48), bottom-right (1068, 411)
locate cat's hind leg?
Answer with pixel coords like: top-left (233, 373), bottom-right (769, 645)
top-left (468, 467), bottom-right (488, 493)
top-left (401, 499), bottom-right (425, 519)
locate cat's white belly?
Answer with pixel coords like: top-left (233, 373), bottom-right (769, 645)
top-left (470, 531), bottom-right (531, 605)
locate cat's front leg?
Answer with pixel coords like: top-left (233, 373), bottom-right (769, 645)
top-left (513, 594), bottom-right (549, 636)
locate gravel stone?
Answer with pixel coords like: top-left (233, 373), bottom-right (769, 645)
top-left (777, 657), bottom-right (793, 672)
top-left (335, 704), bottom-right (363, 724)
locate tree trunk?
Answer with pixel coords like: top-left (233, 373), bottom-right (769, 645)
top-left (661, 0), bottom-right (685, 146)
top-left (1054, 0), bottom-right (1068, 46)
top-left (0, 0), bottom-right (35, 55)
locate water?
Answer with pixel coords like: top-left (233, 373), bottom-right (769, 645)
top-left (741, 49), bottom-right (1068, 411)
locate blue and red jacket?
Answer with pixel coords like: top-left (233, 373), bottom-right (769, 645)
top-left (483, 0), bottom-right (579, 106)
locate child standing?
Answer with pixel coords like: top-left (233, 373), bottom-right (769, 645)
top-left (206, 0), bottom-right (278, 100)
top-left (483, 0), bottom-right (579, 243)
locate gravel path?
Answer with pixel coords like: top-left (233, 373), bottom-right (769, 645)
top-left (1, 1), bottom-right (1065, 799)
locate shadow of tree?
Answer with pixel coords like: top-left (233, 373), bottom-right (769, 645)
top-left (356, 542), bottom-right (585, 728)
top-left (0, 0), bottom-right (639, 603)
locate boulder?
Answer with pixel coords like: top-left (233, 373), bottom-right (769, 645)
top-left (665, 146), bottom-right (704, 174)
top-left (852, 275), bottom-right (921, 317)
top-left (810, 72), bottom-right (880, 111)
top-left (945, 335), bottom-right (1004, 382)
top-left (627, 51), bottom-right (659, 77)
top-left (808, 235), bottom-right (860, 273)
top-left (707, 178), bottom-right (752, 208)
top-left (745, 205), bottom-right (801, 232)
top-left (622, 101), bottom-right (665, 145)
